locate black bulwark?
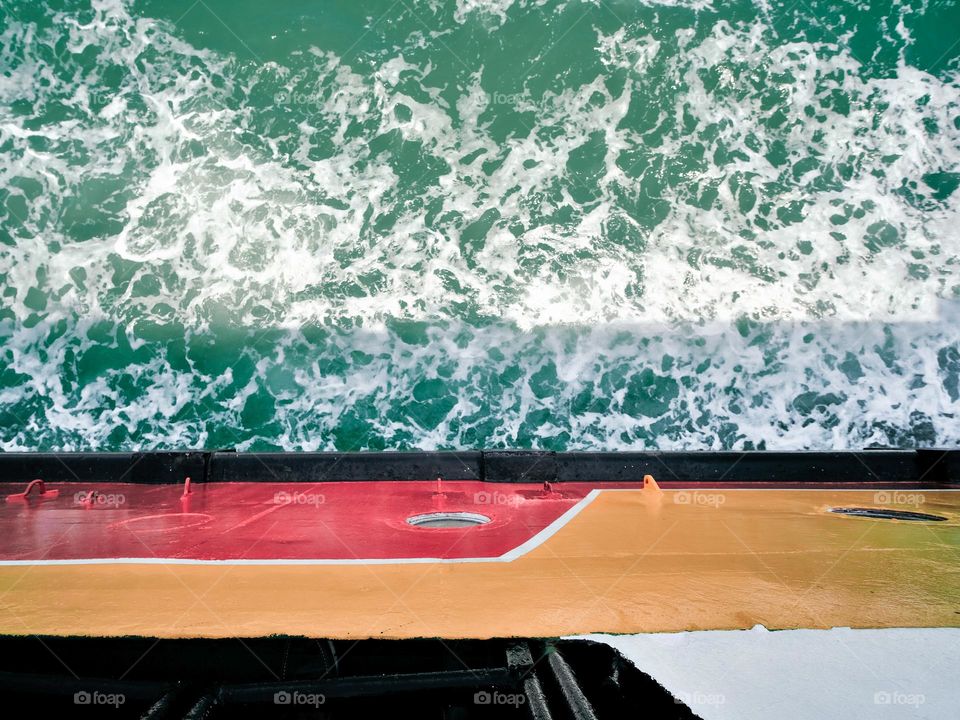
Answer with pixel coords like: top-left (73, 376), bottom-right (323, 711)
top-left (0, 449), bottom-right (956, 485)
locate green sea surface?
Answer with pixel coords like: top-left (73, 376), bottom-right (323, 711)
top-left (1, 0), bottom-right (959, 451)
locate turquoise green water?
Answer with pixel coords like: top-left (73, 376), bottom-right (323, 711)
top-left (1, 0), bottom-right (959, 452)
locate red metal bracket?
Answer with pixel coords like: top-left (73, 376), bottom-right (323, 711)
top-left (5, 479), bottom-right (60, 504)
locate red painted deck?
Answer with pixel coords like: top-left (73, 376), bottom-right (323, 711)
top-left (0, 481), bottom-right (623, 561)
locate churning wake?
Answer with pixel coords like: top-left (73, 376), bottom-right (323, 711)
top-left (1, 0), bottom-right (958, 451)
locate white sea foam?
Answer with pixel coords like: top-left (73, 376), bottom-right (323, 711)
top-left (0, 0), bottom-right (958, 451)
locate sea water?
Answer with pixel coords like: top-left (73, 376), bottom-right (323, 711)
top-left (1, 0), bottom-right (958, 451)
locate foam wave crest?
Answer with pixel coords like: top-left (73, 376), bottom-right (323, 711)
top-left (1, 0), bottom-right (958, 450)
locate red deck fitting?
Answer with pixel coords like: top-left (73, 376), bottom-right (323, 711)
top-left (4, 479), bottom-right (60, 504)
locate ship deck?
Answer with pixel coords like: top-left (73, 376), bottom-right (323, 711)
top-left (2, 476), bottom-right (958, 639)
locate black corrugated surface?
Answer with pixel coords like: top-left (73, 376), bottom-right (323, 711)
top-left (0, 452), bottom-right (206, 485)
top-left (0, 449), bottom-right (955, 484)
top-left (210, 451), bottom-right (482, 483)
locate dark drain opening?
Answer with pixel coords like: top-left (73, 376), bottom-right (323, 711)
top-left (829, 507), bottom-right (948, 522)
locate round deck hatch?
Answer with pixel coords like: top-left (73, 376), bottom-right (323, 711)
top-left (829, 507), bottom-right (947, 522)
top-left (406, 511), bottom-right (491, 528)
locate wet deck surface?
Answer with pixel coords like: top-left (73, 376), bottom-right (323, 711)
top-left (1, 484), bottom-right (958, 638)
top-left (0, 481), bottom-right (600, 561)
